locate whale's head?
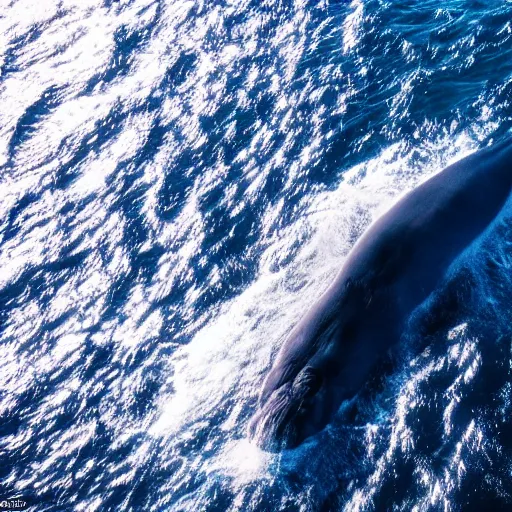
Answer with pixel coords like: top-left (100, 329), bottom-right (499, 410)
top-left (247, 362), bottom-right (333, 451)
top-left (248, 285), bottom-right (363, 451)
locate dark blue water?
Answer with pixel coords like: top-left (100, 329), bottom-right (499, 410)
top-left (2, 0), bottom-right (512, 510)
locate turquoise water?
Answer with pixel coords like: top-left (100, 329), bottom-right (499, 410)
top-left (1, 0), bottom-right (512, 510)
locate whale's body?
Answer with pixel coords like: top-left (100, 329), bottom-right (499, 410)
top-left (248, 137), bottom-right (512, 451)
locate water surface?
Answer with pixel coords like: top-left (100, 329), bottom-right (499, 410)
top-left (1, 0), bottom-right (512, 510)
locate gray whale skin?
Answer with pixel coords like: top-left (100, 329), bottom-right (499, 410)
top-left (248, 137), bottom-right (512, 451)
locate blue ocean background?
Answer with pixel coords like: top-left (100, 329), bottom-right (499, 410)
top-left (2, 0), bottom-right (512, 510)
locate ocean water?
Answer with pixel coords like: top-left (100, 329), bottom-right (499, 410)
top-left (2, 0), bottom-right (512, 510)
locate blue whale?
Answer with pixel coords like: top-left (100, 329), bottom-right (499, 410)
top-left (248, 137), bottom-right (512, 451)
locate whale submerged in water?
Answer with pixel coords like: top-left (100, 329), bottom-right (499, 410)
top-left (248, 137), bottom-right (512, 451)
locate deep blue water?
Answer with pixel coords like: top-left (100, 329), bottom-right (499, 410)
top-left (1, 0), bottom-right (512, 510)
